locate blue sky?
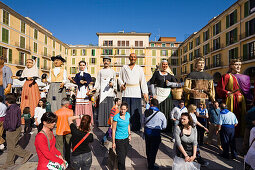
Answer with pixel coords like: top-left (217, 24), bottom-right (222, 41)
top-left (2, 0), bottom-right (237, 45)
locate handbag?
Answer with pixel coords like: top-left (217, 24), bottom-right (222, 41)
top-left (107, 148), bottom-right (118, 170)
top-left (173, 156), bottom-right (200, 170)
top-left (41, 130), bottom-right (68, 170)
top-left (72, 132), bottom-right (90, 152)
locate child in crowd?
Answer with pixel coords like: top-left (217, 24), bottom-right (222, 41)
top-left (22, 107), bottom-right (32, 134)
top-left (101, 98), bottom-right (121, 145)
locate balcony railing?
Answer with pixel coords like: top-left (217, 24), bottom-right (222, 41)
top-left (15, 42), bottom-right (31, 53)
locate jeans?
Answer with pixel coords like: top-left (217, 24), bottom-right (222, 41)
top-left (220, 126), bottom-right (237, 158)
top-left (71, 152), bottom-right (92, 170)
top-left (116, 138), bottom-right (129, 170)
top-left (145, 134), bottom-right (161, 169)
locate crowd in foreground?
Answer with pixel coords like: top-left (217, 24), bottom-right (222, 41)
top-left (0, 52), bottom-right (254, 170)
top-left (0, 93), bottom-right (254, 170)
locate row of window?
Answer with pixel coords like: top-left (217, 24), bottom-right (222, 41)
top-left (181, 0), bottom-right (255, 55)
top-left (150, 43), bottom-right (175, 47)
top-left (102, 40), bottom-right (143, 47)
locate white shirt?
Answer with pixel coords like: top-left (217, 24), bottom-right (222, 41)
top-left (34, 107), bottom-right (46, 124)
top-left (190, 113), bottom-right (198, 126)
top-left (170, 106), bottom-right (188, 120)
top-left (118, 65), bottom-right (148, 98)
top-left (47, 67), bottom-right (67, 83)
top-left (245, 127), bottom-right (255, 169)
top-left (0, 102), bottom-right (7, 117)
top-left (94, 68), bottom-right (117, 103)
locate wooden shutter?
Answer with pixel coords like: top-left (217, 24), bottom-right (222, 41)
top-left (226, 32), bottom-right (229, 46)
top-left (37, 58), bottom-right (40, 68)
top-left (234, 48), bottom-right (238, 58)
top-left (244, 1), bottom-right (249, 17)
top-left (243, 44), bottom-right (248, 61)
top-left (226, 15), bottom-right (230, 28)
top-left (245, 21), bottom-right (249, 37)
top-left (8, 49), bottom-right (12, 63)
top-left (219, 21), bottom-right (221, 33)
top-left (80, 49), bottom-right (82, 56)
top-left (234, 28), bottom-right (237, 42)
top-left (121, 58), bottom-right (125, 65)
top-left (234, 10), bottom-right (237, 24)
top-left (166, 50), bottom-right (168, 56)
top-left (152, 58), bottom-right (156, 65)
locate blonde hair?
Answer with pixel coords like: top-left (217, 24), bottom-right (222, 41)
top-left (188, 104), bottom-right (197, 113)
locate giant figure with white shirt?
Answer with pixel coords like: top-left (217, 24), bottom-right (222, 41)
top-left (118, 53), bottom-right (148, 131)
top-left (44, 55), bottom-right (67, 113)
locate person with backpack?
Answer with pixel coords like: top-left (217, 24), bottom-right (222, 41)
top-left (144, 98), bottom-right (167, 170)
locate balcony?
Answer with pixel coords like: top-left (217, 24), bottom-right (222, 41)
top-left (15, 42), bottom-right (31, 54)
top-left (41, 52), bottom-right (51, 60)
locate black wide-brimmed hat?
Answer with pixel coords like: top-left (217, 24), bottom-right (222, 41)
top-left (51, 55), bottom-right (66, 62)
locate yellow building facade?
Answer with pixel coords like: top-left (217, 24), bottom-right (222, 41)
top-left (178, 0), bottom-right (255, 83)
top-left (0, 1), bottom-right (181, 82)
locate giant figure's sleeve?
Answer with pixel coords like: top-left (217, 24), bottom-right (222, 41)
top-left (183, 78), bottom-right (192, 93)
top-left (216, 74), bottom-right (229, 99)
top-left (94, 71), bottom-right (101, 90)
top-left (6, 67), bottom-right (13, 85)
top-left (140, 67), bottom-right (148, 94)
top-left (209, 80), bottom-right (215, 101)
top-left (118, 67), bottom-right (124, 86)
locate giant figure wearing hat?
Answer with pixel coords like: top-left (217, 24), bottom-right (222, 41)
top-left (43, 55), bottom-right (67, 112)
top-left (217, 58), bottom-right (253, 135)
top-left (93, 56), bottom-right (117, 126)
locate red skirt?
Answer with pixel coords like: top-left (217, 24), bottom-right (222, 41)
top-left (20, 80), bottom-right (40, 124)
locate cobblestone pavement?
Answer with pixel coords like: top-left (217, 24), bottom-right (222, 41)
top-left (0, 126), bottom-right (244, 170)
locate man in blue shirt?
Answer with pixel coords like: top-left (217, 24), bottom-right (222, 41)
top-left (144, 98), bottom-right (167, 170)
top-left (216, 103), bottom-right (238, 159)
top-left (205, 101), bottom-right (222, 150)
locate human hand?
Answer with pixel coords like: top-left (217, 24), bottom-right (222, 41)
top-left (60, 83), bottom-right (64, 88)
top-left (143, 94), bottom-right (149, 103)
top-left (188, 155), bottom-right (196, 162)
top-left (216, 130), bottom-right (219, 135)
top-left (128, 135), bottom-right (131, 142)
top-left (204, 127), bottom-right (209, 133)
top-left (121, 84), bottom-right (126, 91)
top-left (184, 156), bottom-right (190, 162)
top-left (61, 162), bottom-right (66, 169)
top-left (112, 143), bottom-right (116, 149)
top-left (4, 86), bottom-right (11, 95)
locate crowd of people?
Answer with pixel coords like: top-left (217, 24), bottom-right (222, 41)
top-left (0, 53), bottom-right (254, 170)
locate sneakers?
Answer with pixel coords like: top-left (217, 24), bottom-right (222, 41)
top-left (21, 153), bottom-right (33, 164)
top-left (0, 144), bottom-right (5, 150)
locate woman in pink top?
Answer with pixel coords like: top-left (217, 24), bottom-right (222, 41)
top-left (34, 112), bottom-right (66, 170)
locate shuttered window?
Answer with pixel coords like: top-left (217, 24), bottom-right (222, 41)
top-left (3, 10), bottom-right (9, 25)
top-left (152, 58), bottom-right (156, 65)
top-left (34, 42), bottom-right (37, 53)
top-left (20, 36), bottom-right (25, 49)
top-left (45, 35), bottom-right (47, 45)
top-left (21, 21), bottom-right (26, 34)
top-left (2, 28), bottom-right (9, 44)
top-left (8, 49), bottom-right (12, 63)
top-left (34, 29), bottom-right (38, 39)
top-left (152, 50), bottom-right (156, 56)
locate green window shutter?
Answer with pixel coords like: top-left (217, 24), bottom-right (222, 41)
top-left (70, 67), bottom-right (72, 74)
top-left (213, 25), bottom-right (216, 36)
top-left (226, 15), bottom-right (230, 28)
top-left (152, 58), bottom-right (156, 65)
top-left (20, 36), bottom-right (25, 48)
top-left (89, 58), bottom-right (92, 64)
top-left (37, 58), bottom-right (40, 68)
top-left (219, 21), bottom-right (221, 33)
top-left (82, 58), bottom-right (85, 61)
top-left (121, 58), bottom-right (125, 65)
top-left (25, 54), bottom-right (27, 64)
top-left (0, 46), bottom-right (2, 56)
top-left (152, 50), bottom-right (156, 56)
top-left (234, 48), bottom-right (238, 58)
top-left (2, 28), bottom-right (9, 44)
top-left (234, 10), bottom-right (237, 24)
top-left (244, 1), bottom-right (249, 17)
top-left (21, 21), bottom-right (25, 34)
top-left (72, 58), bottom-right (75, 65)
top-left (243, 44), bottom-right (248, 61)
top-left (234, 28), bottom-right (237, 42)
top-left (139, 50), bottom-right (143, 55)
top-left (95, 58), bottom-right (97, 64)
top-left (80, 50), bottom-right (82, 56)
top-left (8, 49), bottom-right (12, 63)
top-left (91, 67), bottom-right (95, 74)
top-left (226, 32), bottom-right (229, 46)
top-left (19, 52), bottom-right (22, 64)
top-left (160, 50), bottom-right (163, 56)
top-left (135, 50), bottom-right (138, 55)
top-left (45, 36), bottom-right (47, 44)
top-left (245, 21), bottom-right (249, 37)
top-left (166, 50), bottom-right (168, 56)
